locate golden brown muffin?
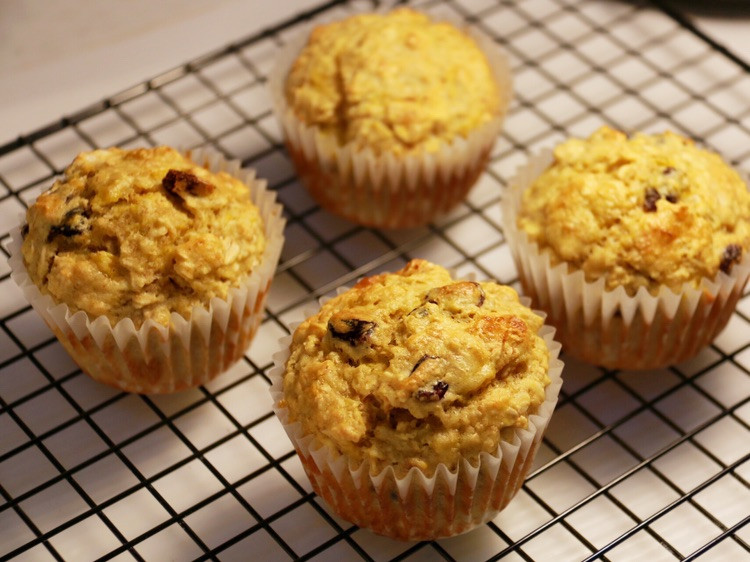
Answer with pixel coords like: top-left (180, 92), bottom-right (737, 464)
top-left (280, 259), bottom-right (550, 477)
top-left (21, 146), bottom-right (267, 327)
top-left (503, 126), bottom-right (750, 370)
top-left (270, 8), bottom-right (511, 228)
top-left (12, 146), bottom-right (284, 393)
top-left (517, 126), bottom-right (750, 295)
top-left (285, 8), bottom-right (502, 156)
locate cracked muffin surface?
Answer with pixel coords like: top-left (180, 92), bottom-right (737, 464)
top-left (284, 8), bottom-right (502, 155)
top-left (21, 146), bottom-right (266, 327)
top-left (517, 126), bottom-right (750, 294)
top-left (280, 259), bottom-right (550, 477)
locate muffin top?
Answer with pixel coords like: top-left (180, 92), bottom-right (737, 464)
top-left (284, 8), bottom-right (502, 155)
top-left (281, 259), bottom-right (550, 477)
top-left (21, 146), bottom-right (266, 327)
top-left (517, 126), bottom-right (750, 294)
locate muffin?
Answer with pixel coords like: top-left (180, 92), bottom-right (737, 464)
top-left (269, 259), bottom-right (564, 540)
top-left (9, 146), bottom-right (285, 393)
top-left (502, 126), bottom-right (750, 369)
top-left (269, 8), bottom-right (512, 228)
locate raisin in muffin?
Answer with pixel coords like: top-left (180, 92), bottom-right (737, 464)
top-left (270, 259), bottom-right (563, 540)
top-left (269, 8), bottom-right (512, 228)
top-left (502, 126), bottom-right (750, 369)
top-left (11, 146), bottom-right (285, 393)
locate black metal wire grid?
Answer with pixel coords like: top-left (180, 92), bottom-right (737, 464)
top-left (1, 0), bottom-right (749, 560)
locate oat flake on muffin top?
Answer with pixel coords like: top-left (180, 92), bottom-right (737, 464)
top-left (280, 259), bottom-right (550, 477)
top-left (284, 8), bottom-right (502, 155)
top-left (517, 126), bottom-right (750, 295)
top-left (21, 146), bottom-right (266, 327)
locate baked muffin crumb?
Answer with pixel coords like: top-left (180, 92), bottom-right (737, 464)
top-left (281, 259), bottom-right (550, 476)
top-left (284, 8), bottom-right (502, 155)
top-left (21, 146), bottom-right (267, 327)
top-left (517, 126), bottom-right (750, 294)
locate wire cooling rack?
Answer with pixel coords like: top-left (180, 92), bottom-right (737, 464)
top-left (1, 0), bottom-right (749, 560)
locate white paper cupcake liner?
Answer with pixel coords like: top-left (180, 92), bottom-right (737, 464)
top-left (501, 149), bottom-right (750, 370)
top-left (268, 12), bottom-right (513, 229)
top-left (8, 148), bottom-right (286, 393)
top-left (268, 285), bottom-right (563, 541)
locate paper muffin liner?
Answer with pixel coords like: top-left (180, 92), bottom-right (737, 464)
top-left (8, 148), bottom-right (286, 393)
top-left (501, 149), bottom-right (750, 370)
top-left (268, 12), bottom-right (513, 229)
top-left (269, 286), bottom-right (564, 541)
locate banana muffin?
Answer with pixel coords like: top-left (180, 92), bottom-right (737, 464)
top-left (285, 8), bottom-right (502, 156)
top-left (503, 126), bottom-right (750, 369)
top-left (270, 8), bottom-right (512, 228)
top-left (22, 146), bottom-right (267, 326)
top-left (517, 126), bottom-right (750, 294)
top-left (13, 146), bottom-right (284, 392)
top-left (272, 259), bottom-right (563, 539)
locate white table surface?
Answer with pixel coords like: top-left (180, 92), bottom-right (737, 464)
top-left (0, 0), bottom-right (323, 145)
top-left (2, 1), bottom-right (749, 146)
